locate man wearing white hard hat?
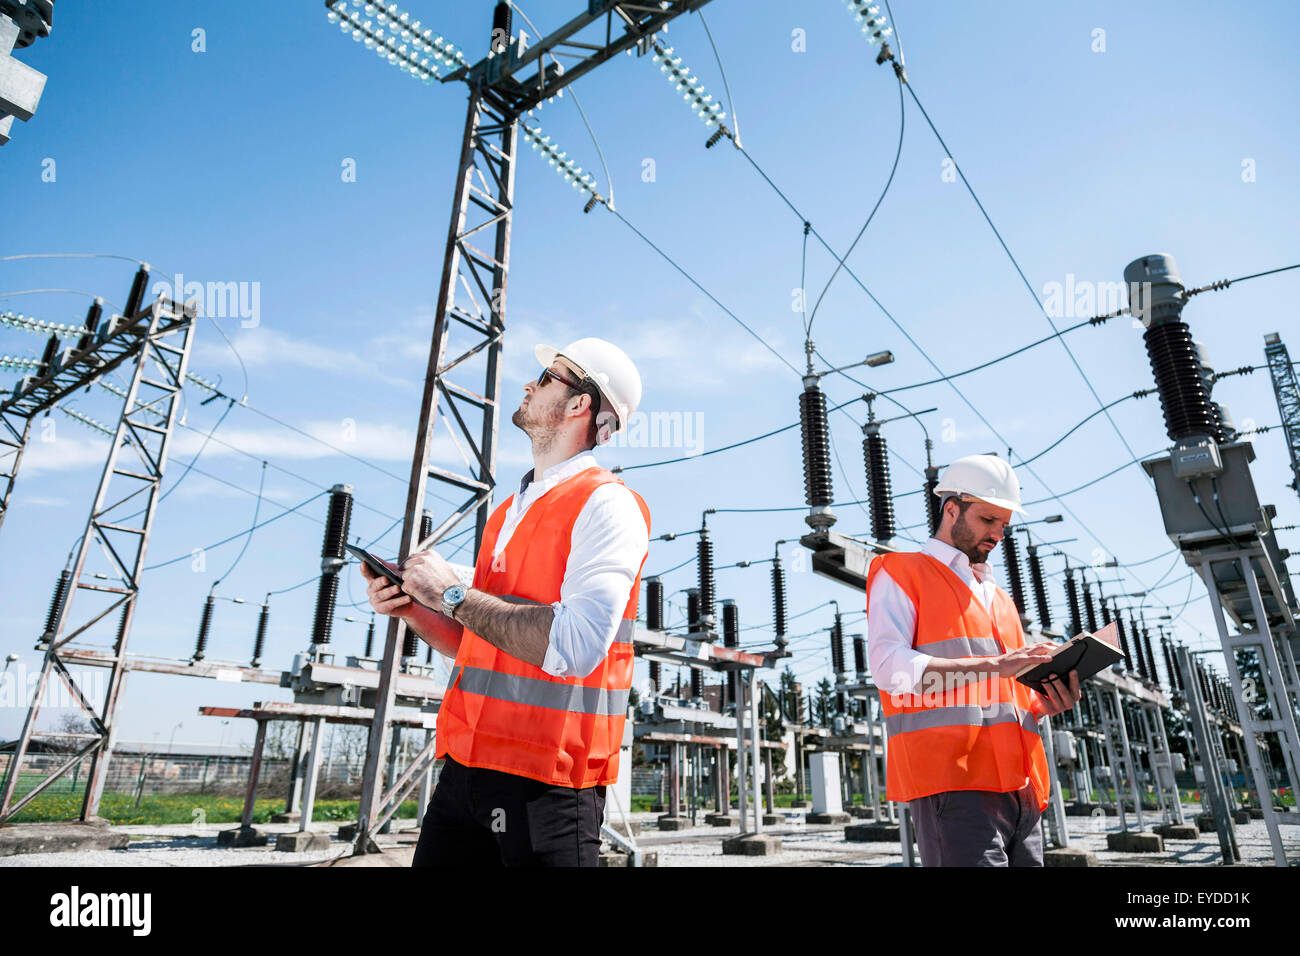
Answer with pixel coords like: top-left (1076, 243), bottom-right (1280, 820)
top-left (865, 454), bottom-right (1081, 866)
top-left (360, 337), bottom-right (650, 867)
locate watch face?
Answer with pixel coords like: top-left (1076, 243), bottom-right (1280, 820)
top-left (445, 585), bottom-right (465, 604)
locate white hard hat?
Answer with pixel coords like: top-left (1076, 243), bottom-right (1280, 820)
top-left (933, 454), bottom-right (1028, 516)
top-left (534, 337), bottom-right (642, 444)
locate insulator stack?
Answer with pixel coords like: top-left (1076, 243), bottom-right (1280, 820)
top-left (697, 530), bottom-right (716, 631)
top-left (830, 612), bottom-right (845, 677)
top-left (645, 576), bottom-right (664, 630)
top-left (251, 602), bottom-right (269, 667)
top-left (836, 691), bottom-right (847, 716)
top-left (649, 660), bottom-right (662, 693)
top-left (491, 0), bottom-right (512, 55)
top-left (419, 510), bottom-right (433, 545)
top-left (723, 599), bottom-right (738, 703)
top-left (114, 604), bottom-right (130, 647)
top-left (1114, 610), bottom-right (1133, 670)
top-left (1161, 638), bottom-right (1180, 691)
top-left (799, 380), bottom-right (835, 527)
top-left (194, 595), bottom-right (214, 661)
top-left (1001, 533), bottom-right (1027, 616)
top-left (1027, 545), bottom-right (1051, 629)
top-left (1099, 595), bottom-right (1112, 627)
top-left (1195, 662), bottom-right (1211, 707)
top-left (1081, 577), bottom-right (1098, 633)
top-left (771, 558), bottom-right (787, 645)
top-left (1125, 256), bottom-right (1220, 443)
top-left (852, 634), bottom-right (867, 676)
top-left (401, 627), bottom-right (419, 660)
top-left (923, 464), bottom-right (941, 536)
top-left (1226, 681), bottom-right (1239, 721)
top-left (76, 299), bottom-right (103, 352)
top-left (43, 569), bottom-right (73, 638)
top-left (690, 667), bottom-right (703, 701)
top-left (124, 265), bottom-right (150, 317)
top-left (1064, 569), bottom-right (1082, 638)
top-left (312, 484), bottom-right (354, 646)
top-left (862, 422), bottom-right (896, 541)
top-left (1130, 616), bottom-right (1149, 680)
top-left (312, 574), bottom-right (341, 646)
top-left (39, 331), bottom-right (59, 372)
top-left (1140, 626), bottom-right (1159, 688)
top-left (426, 642), bottom-right (433, 665)
top-left (686, 587), bottom-right (701, 633)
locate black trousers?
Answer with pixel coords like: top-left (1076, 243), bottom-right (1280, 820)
top-left (908, 785), bottom-right (1044, 867)
top-left (412, 756), bottom-right (607, 867)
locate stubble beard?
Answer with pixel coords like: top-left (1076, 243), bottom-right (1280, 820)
top-left (953, 512), bottom-right (997, 566)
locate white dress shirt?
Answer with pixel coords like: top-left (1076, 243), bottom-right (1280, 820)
top-left (492, 449), bottom-right (649, 679)
top-left (866, 537), bottom-right (1002, 697)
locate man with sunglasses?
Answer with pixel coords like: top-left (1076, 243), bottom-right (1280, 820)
top-left (361, 337), bottom-right (650, 867)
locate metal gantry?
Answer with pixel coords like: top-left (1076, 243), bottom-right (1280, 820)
top-left (0, 288), bottom-right (197, 822)
top-left (328, 0), bottom-right (718, 854)
top-left (1264, 332), bottom-right (1300, 505)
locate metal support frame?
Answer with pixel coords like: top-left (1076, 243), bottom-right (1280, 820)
top-left (1037, 715), bottom-right (1071, 848)
top-left (1176, 645), bottom-right (1240, 864)
top-left (0, 296), bottom-right (196, 822)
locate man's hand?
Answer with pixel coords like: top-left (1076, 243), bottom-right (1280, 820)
top-left (1034, 670), bottom-right (1082, 717)
top-left (399, 549), bottom-right (461, 612)
top-left (359, 560), bottom-right (414, 619)
top-left (991, 643), bottom-right (1056, 679)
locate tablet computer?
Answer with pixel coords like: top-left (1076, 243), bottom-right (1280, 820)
top-left (1015, 622), bottom-right (1124, 694)
top-left (345, 543), bottom-right (403, 587)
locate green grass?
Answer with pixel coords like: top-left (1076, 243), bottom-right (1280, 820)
top-left (6, 791), bottom-right (420, 826)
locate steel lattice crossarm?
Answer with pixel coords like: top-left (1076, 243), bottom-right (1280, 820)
top-left (1264, 332), bottom-right (1300, 501)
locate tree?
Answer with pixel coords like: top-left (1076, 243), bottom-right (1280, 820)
top-left (814, 678), bottom-right (835, 727)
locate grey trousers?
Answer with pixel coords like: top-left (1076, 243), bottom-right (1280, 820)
top-left (908, 785), bottom-right (1043, 867)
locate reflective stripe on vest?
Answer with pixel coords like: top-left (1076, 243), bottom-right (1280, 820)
top-left (918, 635), bottom-right (1004, 659)
top-left (450, 664), bottom-right (631, 717)
top-left (885, 702), bottom-right (1041, 737)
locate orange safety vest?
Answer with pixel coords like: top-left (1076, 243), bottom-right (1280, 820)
top-left (435, 465), bottom-right (651, 789)
top-left (866, 551), bottom-right (1051, 811)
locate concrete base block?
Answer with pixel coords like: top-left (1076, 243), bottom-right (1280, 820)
top-left (1065, 802), bottom-right (1102, 816)
top-left (649, 803), bottom-right (666, 813)
top-left (276, 830), bottom-right (333, 852)
top-left (762, 814), bottom-right (784, 826)
top-left (845, 823), bottom-right (901, 842)
top-left (605, 820), bottom-right (642, 838)
top-left (1153, 823), bottom-right (1200, 840)
top-left (1106, 831), bottom-right (1164, 853)
top-left (848, 806), bottom-right (876, 819)
top-left (216, 826), bottom-right (268, 848)
top-left (270, 811), bottom-right (301, 824)
top-left (704, 813), bottom-right (737, 827)
top-left (599, 849), bottom-right (659, 867)
top-left (722, 833), bottom-right (782, 856)
top-left (1249, 808), bottom-right (1265, 820)
top-left (1044, 847), bottom-right (1099, 867)
top-left (1195, 813), bottom-right (1217, 833)
top-left (656, 815), bottom-right (691, 831)
top-left (1233, 810), bottom-right (1251, 825)
top-left (789, 800), bottom-right (812, 808)
top-left (337, 823), bottom-right (358, 841)
top-left (0, 821), bottom-right (129, 857)
top-left (806, 812), bottom-right (852, 825)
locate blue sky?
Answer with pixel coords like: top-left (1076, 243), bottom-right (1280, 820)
top-left (2, 0), bottom-right (1298, 749)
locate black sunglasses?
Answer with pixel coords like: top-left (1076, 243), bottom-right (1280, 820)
top-left (536, 365), bottom-right (585, 392)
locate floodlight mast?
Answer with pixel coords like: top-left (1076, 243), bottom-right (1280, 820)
top-left (333, 0), bottom-right (716, 854)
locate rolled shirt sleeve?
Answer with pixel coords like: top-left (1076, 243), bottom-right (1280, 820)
top-left (540, 482), bottom-right (650, 679)
top-left (866, 568), bottom-right (933, 697)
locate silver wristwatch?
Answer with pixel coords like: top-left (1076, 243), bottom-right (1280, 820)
top-left (441, 584), bottom-right (468, 620)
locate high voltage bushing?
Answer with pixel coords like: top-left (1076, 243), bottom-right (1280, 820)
top-left (923, 463), bottom-right (941, 537)
top-left (862, 421), bottom-right (896, 541)
top-left (1026, 544), bottom-right (1051, 629)
top-left (649, 660), bottom-right (661, 693)
top-left (1064, 567), bottom-right (1082, 638)
top-left (1124, 255), bottom-right (1222, 443)
top-left (1081, 576), bottom-right (1099, 633)
top-left (1002, 532), bottom-right (1027, 616)
top-left (686, 587), bottom-right (701, 633)
top-left (645, 576), bottom-right (664, 630)
top-left (830, 612), bottom-right (845, 678)
top-left (1129, 615), bottom-right (1148, 680)
top-left (771, 555), bottom-right (788, 647)
top-left (1161, 637), bottom-right (1180, 691)
top-left (367, 615), bottom-right (378, 659)
top-left (42, 568), bottom-right (72, 640)
top-left (697, 529), bottom-right (716, 632)
top-left (251, 601), bottom-right (269, 668)
top-left (490, 0), bottom-right (511, 55)
top-left (1141, 626), bottom-right (1160, 688)
top-left (311, 484), bottom-right (354, 646)
top-left (193, 594), bottom-right (214, 662)
top-left (114, 604), bottom-right (130, 647)
top-left (75, 299), bottom-right (103, 353)
top-left (836, 691), bottom-right (847, 717)
top-left (1099, 593), bottom-right (1112, 627)
top-left (690, 667), bottom-right (703, 701)
top-left (799, 377), bottom-right (836, 530)
top-left (723, 598), bottom-right (739, 703)
top-left (419, 509), bottom-right (433, 546)
top-left (1195, 662), bottom-right (1211, 708)
top-left (852, 634), bottom-right (867, 676)
top-left (1113, 608), bottom-right (1133, 670)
